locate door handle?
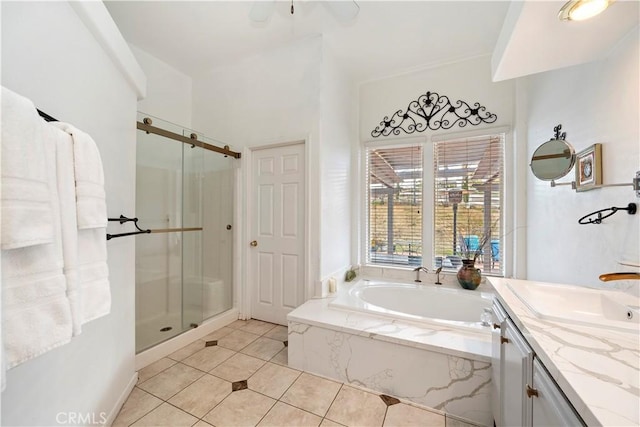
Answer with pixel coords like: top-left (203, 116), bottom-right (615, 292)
top-left (500, 336), bottom-right (510, 344)
top-left (493, 323), bottom-right (501, 330)
top-left (250, 240), bottom-right (258, 247)
top-left (526, 384), bottom-right (539, 398)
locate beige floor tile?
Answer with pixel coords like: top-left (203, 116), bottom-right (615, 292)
top-left (201, 326), bottom-right (234, 342)
top-left (131, 402), bottom-right (198, 427)
top-left (113, 387), bottom-right (163, 427)
top-left (248, 362), bottom-right (301, 399)
top-left (263, 325), bottom-right (288, 341)
top-left (210, 352), bottom-right (266, 382)
top-left (203, 389), bottom-right (276, 427)
top-left (320, 419), bottom-right (345, 427)
top-left (137, 358), bottom-right (177, 383)
top-left (445, 415), bottom-right (480, 427)
top-left (384, 403), bottom-right (445, 426)
top-left (258, 401), bottom-right (322, 427)
top-left (280, 373), bottom-right (342, 417)
top-left (137, 363), bottom-right (204, 400)
top-left (270, 347), bottom-right (288, 366)
top-left (181, 345), bottom-right (235, 372)
top-left (193, 421), bottom-right (214, 427)
top-left (168, 340), bottom-right (206, 361)
top-left (228, 319), bottom-right (250, 329)
top-left (168, 374), bottom-right (232, 418)
top-left (325, 386), bottom-right (387, 427)
top-left (240, 337), bottom-right (285, 361)
top-left (217, 329), bottom-right (260, 351)
top-left (239, 319), bottom-right (278, 335)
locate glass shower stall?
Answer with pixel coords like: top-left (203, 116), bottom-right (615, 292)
top-left (134, 113), bottom-right (236, 352)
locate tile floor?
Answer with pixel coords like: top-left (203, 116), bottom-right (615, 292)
top-left (114, 319), bottom-right (479, 427)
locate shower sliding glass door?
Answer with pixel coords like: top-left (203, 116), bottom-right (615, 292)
top-left (134, 113), bottom-right (236, 353)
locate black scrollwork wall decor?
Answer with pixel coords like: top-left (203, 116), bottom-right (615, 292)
top-left (371, 91), bottom-right (498, 138)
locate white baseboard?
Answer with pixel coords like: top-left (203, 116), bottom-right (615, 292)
top-left (135, 308), bottom-right (239, 370)
top-left (104, 371), bottom-right (138, 426)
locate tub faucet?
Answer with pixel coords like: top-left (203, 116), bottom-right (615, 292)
top-left (413, 266), bottom-right (429, 283)
top-left (599, 272), bottom-right (640, 282)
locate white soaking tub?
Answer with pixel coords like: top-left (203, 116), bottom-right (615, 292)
top-left (329, 279), bottom-right (494, 332)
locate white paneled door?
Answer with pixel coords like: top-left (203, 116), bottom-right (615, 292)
top-left (250, 143), bottom-right (305, 324)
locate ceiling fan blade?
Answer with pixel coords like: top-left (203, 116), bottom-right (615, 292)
top-left (323, 1), bottom-right (360, 22)
top-left (249, 1), bottom-right (276, 22)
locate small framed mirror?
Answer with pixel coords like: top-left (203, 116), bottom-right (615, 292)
top-left (530, 124), bottom-right (576, 181)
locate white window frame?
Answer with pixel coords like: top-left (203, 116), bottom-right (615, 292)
top-left (361, 126), bottom-right (513, 278)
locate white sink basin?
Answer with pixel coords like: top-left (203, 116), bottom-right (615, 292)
top-left (507, 281), bottom-right (640, 333)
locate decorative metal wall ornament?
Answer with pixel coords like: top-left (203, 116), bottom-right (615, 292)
top-left (371, 91), bottom-right (498, 138)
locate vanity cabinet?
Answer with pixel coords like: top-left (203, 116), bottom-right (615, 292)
top-left (492, 299), bottom-right (585, 427)
top-left (531, 359), bottom-right (584, 426)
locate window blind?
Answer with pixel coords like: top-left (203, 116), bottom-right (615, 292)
top-left (432, 134), bottom-right (504, 275)
top-left (366, 145), bottom-right (423, 267)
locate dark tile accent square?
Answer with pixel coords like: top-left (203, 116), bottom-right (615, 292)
top-left (232, 380), bottom-right (248, 392)
top-left (380, 394), bottom-right (401, 406)
top-left (205, 340), bottom-right (218, 347)
top-left (283, 340), bottom-right (288, 347)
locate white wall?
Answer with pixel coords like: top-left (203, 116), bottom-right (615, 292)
top-left (358, 56), bottom-right (516, 271)
top-left (360, 56), bottom-right (515, 143)
top-left (131, 44), bottom-right (192, 127)
top-left (191, 36), bottom-right (325, 303)
top-left (1, 1), bottom-right (138, 424)
top-left (524, 27), bottom-right (639, 292)
top-left (319, 45), bottom-right (356, 285)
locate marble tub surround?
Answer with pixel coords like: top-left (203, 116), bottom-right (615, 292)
top-left (288, 299), bottom-right (493, 426)
top-left (489, 277), bottom-right (640, 426)
top-left (115, 319), bottom-right (475, 426)
top-left (289, 295), bottom-right (492, 362)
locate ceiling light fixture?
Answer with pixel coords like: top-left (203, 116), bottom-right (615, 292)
top-left (558, 0), bottom-right (613, 21)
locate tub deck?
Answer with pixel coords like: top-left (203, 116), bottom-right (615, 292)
top-left (288, 295), bottom-right (493, 426)
top-left (289, 295), bottom-right (491, 362)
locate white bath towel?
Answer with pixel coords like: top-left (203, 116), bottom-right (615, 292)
top-left (1, 86), bottom-right (54, 249)
top-left (53, 126), bottom-right (82, 335)
top-left (51, 122), bottom-right (107, 230)
top-left (1, 124), bottom-right (73, 370)
top-left (52, 121), bottom-right (111, 324)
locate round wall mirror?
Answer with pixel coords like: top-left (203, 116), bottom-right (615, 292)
top-left (530, 126), bottom-right (576, 181)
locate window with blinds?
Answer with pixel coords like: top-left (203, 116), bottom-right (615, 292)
top-left (366, 145), bottom-right (423, 267)
top-left (433, 134), bottom-right (504, 275)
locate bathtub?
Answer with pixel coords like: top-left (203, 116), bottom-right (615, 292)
top-left (289, 278), bottom-right (495, 426)
top-left (329, 279), bottom-right (494, 332)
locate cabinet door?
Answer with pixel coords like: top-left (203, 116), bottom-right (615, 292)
top-left (502, 319), bottom-right (533, 427)
top-left (491, 300), bottom-right (507, 426)
top-left (531, 359), bottom-right (585, 426)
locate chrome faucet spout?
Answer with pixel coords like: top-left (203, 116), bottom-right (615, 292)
top-left (413, 266), bottom-right (429, 282)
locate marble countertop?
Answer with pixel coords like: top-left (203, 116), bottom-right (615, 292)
top-left (488, 277), bottom-right (640, 426)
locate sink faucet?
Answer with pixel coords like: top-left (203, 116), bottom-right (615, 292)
top-left (599, 272), bottom-right (640, 281)
top-left (413, 266), bottom-right (429, 283)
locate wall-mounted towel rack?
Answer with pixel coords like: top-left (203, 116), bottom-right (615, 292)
top-left (37, 109), bottom-right (58, 122)
top-left (107, 215), bottom-right (203, 240)
top-left (578, 203), bottom-right (637, 225)
top-left (107, 215), bottom-right (150, 240)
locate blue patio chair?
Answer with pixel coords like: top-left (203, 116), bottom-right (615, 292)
top-left (491, 239), bottom-right (500, 268)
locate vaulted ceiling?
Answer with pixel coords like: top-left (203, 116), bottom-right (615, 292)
top-left (104, 1), bottom-right (510, 81)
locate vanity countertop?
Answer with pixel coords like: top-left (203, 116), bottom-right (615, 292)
top-left (488, 277), bottom-right (639, 426)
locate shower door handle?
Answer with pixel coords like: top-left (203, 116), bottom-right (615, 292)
top-left (250, 240), bottom-right (258, 247)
